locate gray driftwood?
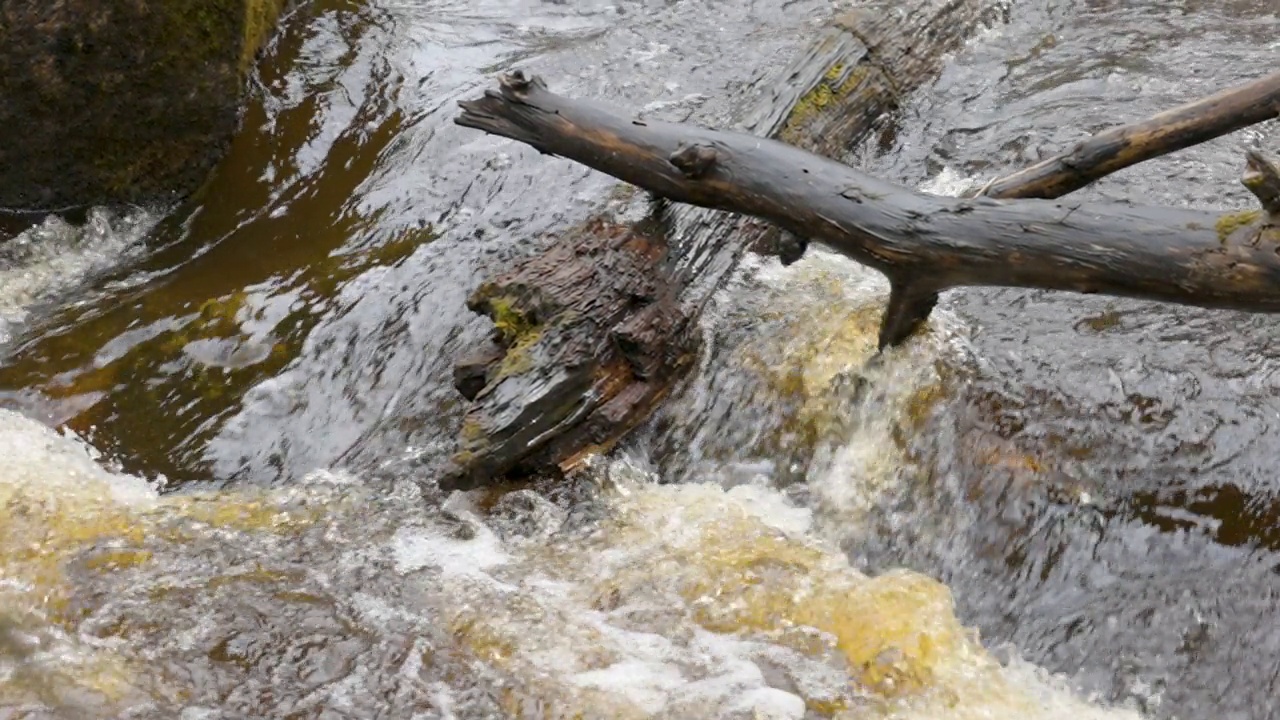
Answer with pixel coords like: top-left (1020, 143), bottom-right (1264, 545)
top-left (439, 0), bottom-right (1011, 490)
top-left (443, 5), bottom-right (1280, 492)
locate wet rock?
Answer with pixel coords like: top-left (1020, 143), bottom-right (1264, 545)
top-left (487, 489), bottom-right (568, 541)
top-left (0, 0), bottom-right (291, 212)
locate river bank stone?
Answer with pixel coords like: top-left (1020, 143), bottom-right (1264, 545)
top-left (0, 0), bottom-right (291, 212)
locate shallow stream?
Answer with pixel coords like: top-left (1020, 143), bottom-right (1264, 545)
top-left (1, 0), bottom-right (1278, 717)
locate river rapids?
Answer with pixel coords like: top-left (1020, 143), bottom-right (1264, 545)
top-left (1, 0), bottom-right (1278, 718)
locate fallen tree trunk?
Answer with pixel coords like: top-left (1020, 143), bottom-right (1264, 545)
top-left (444, 12), bottom-right (1280, 493)
top-left (459, 72), bottom-right (1280, 340)
top-left (439, 0), bottom-right (1010, 490)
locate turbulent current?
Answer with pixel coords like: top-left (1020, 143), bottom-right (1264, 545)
top-left (1, 0), bottom-right (1278, 718)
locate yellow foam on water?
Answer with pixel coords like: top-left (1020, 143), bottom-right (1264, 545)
top-left (570, 483), bottom-right (960, 709)
top-left (732, 258), bottom-right (966, 533)
top-left (0, 410), bottom-right (338, 711)
top-left (0, 403), bottom-right (1141, 719)
top-left (441, 477), bottom-right (1146, 719)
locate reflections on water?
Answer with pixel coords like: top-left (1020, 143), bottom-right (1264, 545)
top-left (0, 0), bottom-right (830, 488)
top-left (1, 0), bottom-right (1279, 716)
top-left (0, 0), bottom-right (421, 484)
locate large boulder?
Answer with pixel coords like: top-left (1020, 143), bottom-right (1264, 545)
top-left (0, 0), bottom-right (290, 211)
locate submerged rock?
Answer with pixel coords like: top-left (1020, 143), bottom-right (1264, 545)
top-left (0, 0), bottom-right (291, 212)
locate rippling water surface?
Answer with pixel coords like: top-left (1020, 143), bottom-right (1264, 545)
top-left (1, 0), bottom-right (1277, 717)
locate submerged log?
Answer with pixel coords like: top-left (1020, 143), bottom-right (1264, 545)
top-left (439, 0), bottom-right (1011, 490)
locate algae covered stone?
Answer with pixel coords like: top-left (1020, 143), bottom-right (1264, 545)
top-left (0, 0), bottom-right (290, 211)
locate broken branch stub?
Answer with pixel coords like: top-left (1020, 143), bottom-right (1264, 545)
top-left (1243, 149), bottom-right (1280, 221)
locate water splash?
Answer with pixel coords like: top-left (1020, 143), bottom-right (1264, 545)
top-left (0, 207), bottom-right (161, 346)
top-left (0, 406), bottom-right (1144, 718)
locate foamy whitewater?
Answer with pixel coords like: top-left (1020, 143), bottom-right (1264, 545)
top-left (0, 196), bottom-right (1143, 716)
top-left (0, 404), bottom-right (1149, 718)
top-left (0, 207), bottom-right (160, 344)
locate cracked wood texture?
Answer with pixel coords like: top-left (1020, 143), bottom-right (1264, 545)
top-left (454, 69), bottom-right (1280, 486)
top-left (440, 0), bottom-right (1010, 490)
top-left (459, 72), bottom-right (1280, 320)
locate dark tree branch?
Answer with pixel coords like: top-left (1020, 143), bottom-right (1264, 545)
top-left (895, 71), bottom-right (1280, 341)
top-left (980, 70), bottom-right (1280, 200)
top-left (458, 73), bottom-right (1280, 321)
top-left (440, 1), bottom-right (1009, 490)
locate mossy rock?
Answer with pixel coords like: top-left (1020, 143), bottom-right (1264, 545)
top-left (0, 0), bottom-right (290, 211)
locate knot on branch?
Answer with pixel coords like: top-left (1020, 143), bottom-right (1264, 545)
top-left (669, 143), bottom-right (719, 179)
top-left (1243, 148), bottom-right (1280, 221)
top-left (751, 229), bottom-right (809, 267)
top-left (498, 69), bottom-right (545, 97)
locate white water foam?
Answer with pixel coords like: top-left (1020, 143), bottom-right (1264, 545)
top-left (919, 165), bottom-right (986, 197)
top-left (0, 408), bottom-right (161, 508)
top-left (0, 207), bottom-right (161, 345)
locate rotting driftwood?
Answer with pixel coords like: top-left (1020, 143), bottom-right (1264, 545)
top-left (439, 0), bottom-right (1011, 490)
top-left (447, 67), bottom-right (1280, 491)
top-left (458, 72), bottom-right (1280, 343)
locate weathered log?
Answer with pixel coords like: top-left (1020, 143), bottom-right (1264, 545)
top-left (458, 73), bottom-right (1280, 340)
top-left (439, 0), bottom-right (1010, 490)
top-left (0, 0), bottom-right (292, 213)
top-left (449, 68), bottom-right (1280, 490)
top-left (979, 70), bottom-right (1280, 200)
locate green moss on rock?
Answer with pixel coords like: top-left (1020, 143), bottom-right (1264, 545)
top-left (243, 0), bottom-right (289, 72)
top-left (486, 296), bottom-right (540, 345)
top-left (0, 0), bottom-right (290, 210)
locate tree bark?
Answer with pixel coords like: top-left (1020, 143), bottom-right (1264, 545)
top-left (458, 71), bottom-right (1280, 325)
top-left (438, 0), bottom-right (1013, 491)
top-left (0, 0), bottom-right (292, 214)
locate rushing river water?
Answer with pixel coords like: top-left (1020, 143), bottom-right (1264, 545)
top-left (2, 0), bottom-right (1279, 717)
